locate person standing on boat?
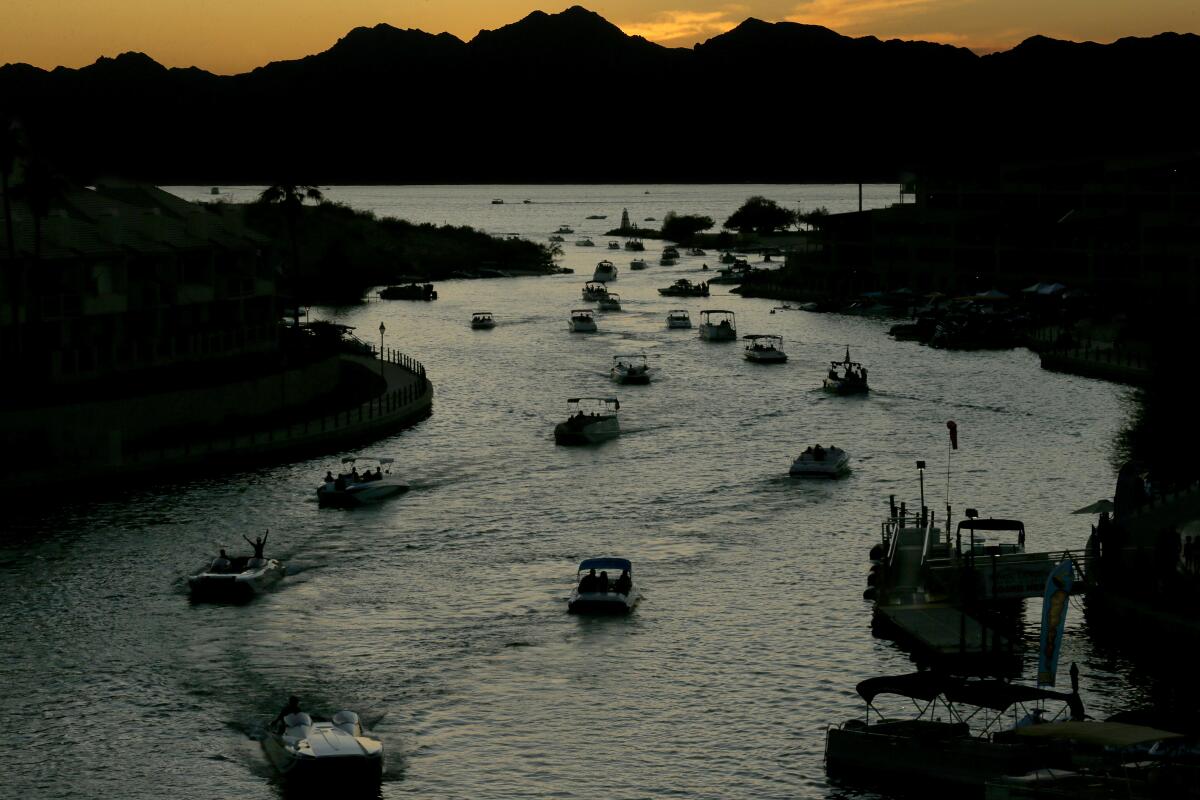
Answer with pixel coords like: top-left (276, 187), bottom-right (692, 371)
top-left (243, 530), bottom-right (269, 560)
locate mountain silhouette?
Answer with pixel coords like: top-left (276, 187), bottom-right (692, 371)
top-left (2, 5), bottom-right (1196, 182)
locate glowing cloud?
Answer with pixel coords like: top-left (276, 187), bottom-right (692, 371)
top-left (619, 8), bottom-right (746, 45)
top-left (786, 0), bottom-right (951, 31)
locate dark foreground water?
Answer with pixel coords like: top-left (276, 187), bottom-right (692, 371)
top-left (0, 186), bottom-right (1148, 799)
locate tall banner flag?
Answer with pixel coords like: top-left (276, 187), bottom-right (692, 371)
top-left (947, 420), bottom-right (958, 450)
top-left (1038, 560), bottom-right (1074, 686)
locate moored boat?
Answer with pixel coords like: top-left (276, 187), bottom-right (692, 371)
top-left (554, 397), bottom-right (620, 445)
top-left (379, 283), bottom-right (437, 301)
top-left (789, 445), bottom-right (849, 477)
top-left (743, 334), bottom-right (788, 363)
top-left (698, 309), bottom-right (736, 341)
top-left (568, 557), bottom-right (640, 613)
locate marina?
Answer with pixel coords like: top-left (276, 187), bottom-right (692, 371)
top-left (1, 184), bottom-right (1144, 800)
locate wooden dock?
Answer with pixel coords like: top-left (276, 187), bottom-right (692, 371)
top-left (875, 603), bottom-right (1017, 671)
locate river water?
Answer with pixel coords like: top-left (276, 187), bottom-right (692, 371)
top-left (1, 185), bottom-right (1147, 799)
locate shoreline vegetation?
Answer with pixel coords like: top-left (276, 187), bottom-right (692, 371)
top-left (210, 198), bottom-right (561, 305)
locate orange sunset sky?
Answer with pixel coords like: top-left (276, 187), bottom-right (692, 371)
top-left (3, 1), bottom-right (1198, 74)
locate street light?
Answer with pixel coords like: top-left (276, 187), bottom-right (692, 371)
top-left (916, 460), bottom-right (926, 526)
top-left (378, 321), bottom-right (386, 377)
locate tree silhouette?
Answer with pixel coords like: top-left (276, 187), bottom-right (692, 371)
top-left (259, 184), bottom-right (324, 329)
top-left (724, 196), bottom-right (796, 235)
top-left (661, 212), bottom-right (714, 243)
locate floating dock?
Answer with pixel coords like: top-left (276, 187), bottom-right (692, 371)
top-left (875, 603), bottom-right (1017, 672)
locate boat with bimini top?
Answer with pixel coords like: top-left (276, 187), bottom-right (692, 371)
top-left (554, 397), bottom-right (620, 445)
top-left (568, 308), bottom-right (598, 332)
top-left (470, 311), bottom-right (496, 329)
top-left (823, 347), bottom-right (869, 394)
top-left (743, 334), bottom-right (787, 363)
top-left (611, 354), bottom-right (651, 384)
top-left (666, 309), bottom-right (692, 328)
top-left (698, 309), bottom-right (737, 341)
top-left (568, 557), bottom-right (640, 614)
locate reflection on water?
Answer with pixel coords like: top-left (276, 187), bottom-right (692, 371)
top-left (0, 185), bottom-right (1141, 799)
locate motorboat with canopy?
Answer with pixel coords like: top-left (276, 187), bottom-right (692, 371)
top-left (666, 309), bottom-right (692, 328)
top-left (188, 554), bottom-right (285, 599)
top-left (592, 260), bottom-right (618, 282)
top-left (597, 292), bottom-right (622, 311)
top-left (698, 310), bottom-right (737, 341)
top-left (611, 354), bottom-right (651, 385)
top-left (790, 445), bottom-right (849, 477)
top-left (568, 309), bottom-right (598, 332)
top-left (823, 346), bottom-right (869, 394)
top-left (826, 672), bottom-right (1086, 791)
top-left (263, 709), bottom-right (383, 783)
top-left (470, 311), bottom-right (496, 329)
top-left (317, 456), bottom-right (409, 508)
top-left (743, 334), bottom-right (788, 363)
top-left (658, 279), bottom-right (709, 297)
top-left (581, 281), bottom-right (609, 301)
top-left (568, 557), bottom-right (640, 613)
top-left (554, 397), bottom-right (620, 445)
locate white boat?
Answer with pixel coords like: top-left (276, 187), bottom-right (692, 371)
top-left (698, 309), bottom-right (737, 341)
top-left (317, 457), bottom-right (409, 508)
top-left (666, 309), bottom-right (692, 328)
top-left (743, 334), bottom-right (788, 363)
top-left (568, 308), bottom-right (598, 332)
top-left (576, 238), bottom-right (596, 247)
top-left (592, 260), bottom-right (618, 282)
top-left (597, 292), bottom-right (622, 311)
top-left (188, 556), bottom-right (285, 599)
top-left (568, 557), bottom-right (640, 613)
top-left (470, 311), bottom-right (496, 329)
top-left (630, 259), bottom-right (647, 270)
top-left (790, 445), bottom-right (850, 477)
top-left (823, 346), bottom-right (870, 394)
top-left (581, 281), bottom-right (609, 301)
top-left (263, 710), bottom-right (383, 783)
top-left (554, 397), bottom-right (620, 444)
top-left (610, 353), bottom-right (651, 384)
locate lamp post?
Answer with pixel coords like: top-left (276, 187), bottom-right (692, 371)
top-left (916, 460), bottom-right (926, 527)
top-left (378, 321), bottom-right (386, 378)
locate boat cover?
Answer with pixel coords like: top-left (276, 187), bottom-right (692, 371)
top-left (856, 673), bottom-right (950, 704)
top-left (1012, 721), bottom-right (1184, 749)
top-left (944, 680), bottom-right (1074, 712)
top-left (956, 518), bottom-right (1025, 533)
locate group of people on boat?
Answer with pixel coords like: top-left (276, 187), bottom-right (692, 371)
top-left (208, 531), bottom-right (269, 573)
top-left (829, 364), bottom-right (867, 383)
top-left (323, 466), bottom-right (385, 491)
top-left (577, 568), bottom-right (632, 595)
top-left (802, 445), bottom-right (829, 462)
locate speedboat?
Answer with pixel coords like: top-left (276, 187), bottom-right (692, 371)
top-left (630, 259), bottom-right (647, 270)
top-left (555, 225), bottom-right (575, 234)
top-left (592, 260), bottom-right (618, 282)
top-left (554, 397), bottom-right (620, 445)
top-left (317, 457), bottom-right (409, 508)
top-left (581, 281), bottom-right (609, 301)
top-left (666, 309), bottom-right (692, 328)
top-left (263, 710), bottom-right (383, 782)
top-left (491, 198), bottom-right (504, 204)
top-left (188, 556), bottom-right (285, 599)
top-left (568, 557), bottom-right (640, 613)
top-left (611, 354), bottom-right (651, 385)
top-left (607, 241), bottom-right (621, 249)
top-left (698, 309), bottom-right (736, 341)
top-left (597, 292), bottom-right (622, 311)
top-left (470, 311), bottom-right (496, 329)
top-left (568, 309), bottom-right (598, 332)
top-left (823, 346), bottom-right (870, 394)
top-left (789, 445), bottom-right (849, 477)
top-left (658, 279), bottom-right (709, 297)
top-left (576, 238), bottom-right (596, 247)
top-left (743, 334), bottom-right (788, 363)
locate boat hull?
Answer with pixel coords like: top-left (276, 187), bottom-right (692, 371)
top-left (823, 378), bottom-right (869, 395)
top-left (790, 450), bottom-right (849, 478)
top-left (745, 351), bottom-right (787, 363)
top-left (554, 418), bottom-right (620, 445)
top-left (568, 320), bottom-right (597, 332)
top-left (316, 480), bottom-right (409, 508)
top-left (699, 324), bottom-right (736, 341)
top-left (188, 559), bottom-right (285, 599)
top-left (568, 589), bottom-right (640, 614)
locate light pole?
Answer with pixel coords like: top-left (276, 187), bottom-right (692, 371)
top-left (378, 321), bottom-right (386, 378)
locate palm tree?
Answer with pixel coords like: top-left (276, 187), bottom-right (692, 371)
top-left (259, 184), bottom-right (323, 330)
